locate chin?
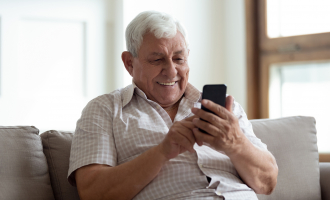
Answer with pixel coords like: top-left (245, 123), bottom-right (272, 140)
top-left (158, 94), bottom-right (181, 106)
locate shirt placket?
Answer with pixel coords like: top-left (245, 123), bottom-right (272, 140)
top-left (194, 145), bottom-right (224, 197)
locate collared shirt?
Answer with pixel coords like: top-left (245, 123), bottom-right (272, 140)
top-left (68, 82), bottom-right (267, 200)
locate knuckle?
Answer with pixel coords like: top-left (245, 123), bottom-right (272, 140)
top-left (224, 123), bottom-right (231, 132)
top-left (210, 115), bottom-right (217, 123)
top-left (217, 106), bottom-right (222, 115)
top-left (206, 123), bottom-right (212, 130)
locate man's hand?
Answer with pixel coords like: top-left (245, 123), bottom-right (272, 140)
top-left (191, 96), bottom-right (278, 194)
top-left (158, 115), bottom-right (198, 160)
top-left (191, 95), bottom-right (246, 155)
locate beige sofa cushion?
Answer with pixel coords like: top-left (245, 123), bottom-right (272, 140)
top-left (0, 126), bottom-right (55, 200)
top-left (41, 130), bottom-right (80, 200)
top-left (251, 116), bottom-right (321, 200)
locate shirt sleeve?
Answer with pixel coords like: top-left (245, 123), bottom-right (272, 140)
top-left (67, 97), bottom-right (117, 186)
top-left (232, 99), bottom-right (268, 150)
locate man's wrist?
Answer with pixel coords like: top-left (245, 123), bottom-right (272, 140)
top-left (153, 144), bottom-right (171, 163)
top-left (224, 131), bottom-right (248, 158)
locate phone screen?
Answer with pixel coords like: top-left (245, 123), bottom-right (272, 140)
top-left (200, 84), bottom-right (227, 133)
top-left (201, 84), bottom-right (227, 113)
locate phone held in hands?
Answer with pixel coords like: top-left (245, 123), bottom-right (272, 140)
top-left (199, 84), bottom-right (227, 134)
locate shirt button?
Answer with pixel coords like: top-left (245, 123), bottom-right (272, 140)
top-left (198, 163), bottom-right (203, 168)
top-left (216, 191), bottom-right (222, 195)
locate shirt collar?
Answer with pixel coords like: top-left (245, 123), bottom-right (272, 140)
top-left (122, 81), bottom-right (201, 107)
top-left (184, 82), bottom-right (202, 103)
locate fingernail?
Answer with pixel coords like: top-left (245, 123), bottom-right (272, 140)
top-left (194, 102), bottom-right (201, 109)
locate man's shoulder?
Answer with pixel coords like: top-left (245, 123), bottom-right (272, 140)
top-left (91, 89), bottom-right (120, 104)
top-left (83, 88), bottom-right (127, 112)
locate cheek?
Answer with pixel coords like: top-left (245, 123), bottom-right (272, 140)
top-left (139, 67), bottom-right (161, 83)
top-left (179, 65), bottom-right (190, 79)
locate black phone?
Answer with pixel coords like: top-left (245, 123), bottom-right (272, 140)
top-left (199, 84), bottom-right (227, 134)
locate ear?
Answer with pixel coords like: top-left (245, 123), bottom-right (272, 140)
top-left (121, 51), bottom-right (134, 77)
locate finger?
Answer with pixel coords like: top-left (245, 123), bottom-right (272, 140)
top-left (192, 118), bottom-right (220, 137)
top-left (193, 128), bottom-right (214, 146)
top-left (180, 121), bottom-right (196, 130)
top-left (201, 99), bottom-right (229, 119)
top-left (192, 107), bottom-right (226, 128)
top-left (225, 95), bottom-right (234, 113)
top-left (184, 115), bottom-right (198, 122)
top-left (172, 130), bottom-right (195, 153)
top-left (172, 124), bottom-right (196, 152)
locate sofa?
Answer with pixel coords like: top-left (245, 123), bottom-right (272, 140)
top-left (0, 116), bottom-right (329, 200)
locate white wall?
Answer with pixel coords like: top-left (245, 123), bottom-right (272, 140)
top-left (222, 0), bottom-right (247, 110)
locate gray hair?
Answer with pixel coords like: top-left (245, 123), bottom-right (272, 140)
top-left (125, 10), bottom-right (189, 57)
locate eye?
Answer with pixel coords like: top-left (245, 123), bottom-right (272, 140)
top-left (175, 58), bottom-right (185, 63)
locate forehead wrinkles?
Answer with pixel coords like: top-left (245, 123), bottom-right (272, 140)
top-left (140, 33), bottom-right (187, 57)
top-left (152, 41), bottom-right (187, 57)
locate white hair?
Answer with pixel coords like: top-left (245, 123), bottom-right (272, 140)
top-left (125, 10), bottom-right (189, 57)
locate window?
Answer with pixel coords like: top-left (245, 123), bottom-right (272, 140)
top-left (246, 0), bottom-right (330, 161)
top-left (269, 61), bottom-right (330, 153)
top-left (267, 0), bottom-right (330, 38)
top-left (0, 0), bottom-right (108, 132)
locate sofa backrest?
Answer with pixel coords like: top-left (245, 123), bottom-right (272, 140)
top-left (41, 130), bottom-right (80, 200)
top-left (251, 116), bottom-right (321, 200)
top-left (0, 116), bottom-right (322, 200)
top-left (0, 126), bottom-right (55, 200)
top-left (40, 116), bottom-right (322, 200)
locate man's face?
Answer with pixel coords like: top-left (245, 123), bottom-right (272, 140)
top-left (130, 32), bottom-right (190, 107)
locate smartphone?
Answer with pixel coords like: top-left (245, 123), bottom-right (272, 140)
top-left (199, 84), bottom-right (227, 134)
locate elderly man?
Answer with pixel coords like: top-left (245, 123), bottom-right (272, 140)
top-left (68, 11), bottom-right (278, 200)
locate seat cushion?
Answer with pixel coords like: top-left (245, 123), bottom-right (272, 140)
top-left (251, 116), bottom-right (321, 200)
top-left (0, 126), bottom-right (55, 200)
top-left (41, 130), bottom-right (80, 200)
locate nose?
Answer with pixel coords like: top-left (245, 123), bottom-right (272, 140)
top-left (161, 60), bottom-right (177, 79)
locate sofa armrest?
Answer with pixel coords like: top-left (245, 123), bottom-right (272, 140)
top-left (320, 162), bottom-right (330, 200)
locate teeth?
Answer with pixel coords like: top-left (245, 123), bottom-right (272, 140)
top-left (158, 82), bottom-right (176, 86)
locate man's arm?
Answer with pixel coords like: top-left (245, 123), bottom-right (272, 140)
top-left (76, 145), bottom-right (167, 200)
top-left (191, 96), bottom-right (278, 194)
top-left (75, 116), bottom-right (197, 200)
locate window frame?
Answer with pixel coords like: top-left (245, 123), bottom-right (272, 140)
top-left (245, 0), bottom-right (330, 161)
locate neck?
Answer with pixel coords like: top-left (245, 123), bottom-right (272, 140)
top-left (162, 96), bottom-right (182, 111)
top-left (163, 97), bottom-right (183, 122)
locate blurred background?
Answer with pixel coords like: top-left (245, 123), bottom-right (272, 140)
top-left (0, 0), bottom-right (329, 156)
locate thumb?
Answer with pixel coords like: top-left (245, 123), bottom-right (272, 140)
top-left (225, 95), bottom-right (234, 113)
top-left (185, 115), bottom-right (198, 122)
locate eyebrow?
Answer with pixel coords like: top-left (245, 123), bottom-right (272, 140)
top-left (149, 50), bottom-right (185, 56)
top-left (174, 50), bottom-right (184, 55)
top-left (150, 52), bottom-right (164, 56)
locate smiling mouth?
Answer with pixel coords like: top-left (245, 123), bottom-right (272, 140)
top-left (157, 81), bottom-right (177, 86)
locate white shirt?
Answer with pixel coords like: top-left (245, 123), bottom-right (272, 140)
top-left (68, 82), bottom-right (267, 200)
